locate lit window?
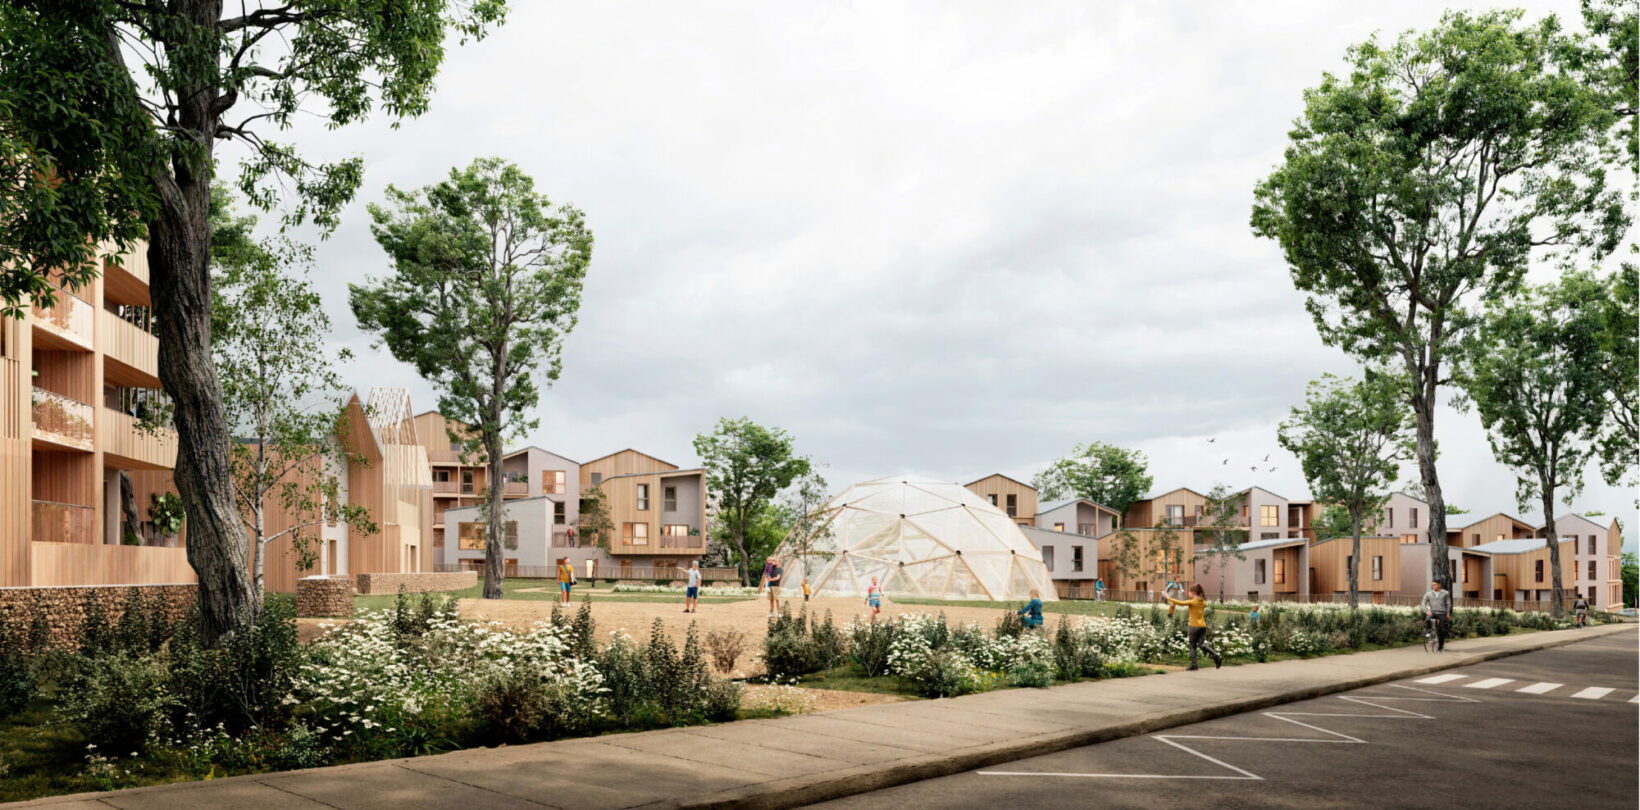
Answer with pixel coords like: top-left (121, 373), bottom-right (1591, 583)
top-left (1274, 558), bottom-right (1286, 584)
top-left (542, 470), bottom-right (566, 495)
top-left (1054, 522), bottom-right (1065, 532)
top-left (624, 522), bottom-right (649, 546)
top-left (1260, 505), bottom-right (1278, 527)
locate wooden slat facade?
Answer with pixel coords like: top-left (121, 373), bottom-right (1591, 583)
top-left (963, 474), bottom-right (1038, 524)
top-left (1308, 536), bottom-right (1402, 595)
top-left (1125, 487), bottom-right (1209, 529)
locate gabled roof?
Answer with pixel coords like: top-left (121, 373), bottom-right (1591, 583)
top-left (1455, 512), bottom-right (1536, 532)
top-left (1209, 536), bottom-right (1304, 552)
top-left (1229, 484), bottom-right (1296, 502)
top-left (503, 445), bottom-right (580, 465)
top-left (1310, 534), bottom-right (1399, 547)
top-left (1537, 513), bottom-right (1605, 534)
top-left (1134, 486), bottom-right (1209, 503)
top-left (592, 467), bottom-right (705, 484)
top-left (1039, 498), bottom-right (1119, 515)
top-left (1020, 525), bottom-right (1095, 544)
top-left (1471, 537), bottom-right (1570, 555)
top-left (965, 473), bottom-right (1036, 491)
top-left (581, 447), bottom-right (678, 470)
top-left (1389, 491), bottom-right (1431, 505)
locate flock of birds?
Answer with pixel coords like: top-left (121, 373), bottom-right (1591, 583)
top-left (1205, 437), bottom-right (1278, 473)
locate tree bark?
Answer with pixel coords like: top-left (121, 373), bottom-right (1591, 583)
top-left (118, 471), bottom-right (140, 542)
top-left (1408, 356), bottom-right (1452, 596)
top-left (483, 418), bottom-right (506, 599)
top-left (1541, 485), bottom-right (1565, 618)
top-left (150, 190), bottom-right (256, 646)
top-left (1349, 509), bottom-right (1361, 611)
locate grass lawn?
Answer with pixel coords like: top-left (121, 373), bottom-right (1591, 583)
top-left (352, 578), bottom-right (757, 612)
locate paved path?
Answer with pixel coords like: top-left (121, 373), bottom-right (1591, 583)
top-left (14, 623), bottom-right (1631, 810)
top-left (810, 630), bottom-right (1639, 809)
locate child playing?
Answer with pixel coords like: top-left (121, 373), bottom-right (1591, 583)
top-left (1016, 589), bottom-right (1044, 630)
top-left (1248, 605), bottom-right (1261, 627)
top-left (1166, 583), bottom-right (1223, 671)
top-left (802, 577), bottom-right (812, 602)
top-left (865, 577), bottom-right (883, 616)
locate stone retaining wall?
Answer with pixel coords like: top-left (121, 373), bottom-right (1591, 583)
top-left (354, 571), bottom-right (477, 595)
top-left (296, 576), bottom-right (355, 618)
top-left (0, 583), bottom-right (196, 652)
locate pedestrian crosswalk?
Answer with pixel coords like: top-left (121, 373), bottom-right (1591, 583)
top-left (1412, 673), bottom-right (1633, 702)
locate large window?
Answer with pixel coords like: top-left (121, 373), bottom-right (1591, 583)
top-left (1372, 555), bottom-right (1383, 581)
top-left (1588, 560), bottom-right (1596, 581)
top-left (457, 521), bottom-right (517, 550)
top-left (1078, 523), bottom-right (1095, 536)
top-left (433, 469), bottom-right (450, 483)
top-left (1042, 546), bottom-right (1055, 572)
top-left (1254, 559), bottom-right (1267, 584)
top-left (542, 470), bottom-right (566, 495)
top-left (988, 494), bottom-right (998, 507)
top-left (1409, 508), bottom-right (1419, 529)
top-left (461, 470), bottom-right (475, 494)
top-left (1165, 504), bottom-right (1185, 525)
top-left (1072, 546), bottom-right (1084, 572)
top-left (1005, 494), bottom-right (1017, 517)
top-left (636, 484), bottom-right (650, 511)
top-left (1587, 536), bottom-right (1596, 555)
top-left (1260, 505), bottom-right (1278, 527)
top-left (554, 501), bottom-right (566, 524)
top-left (1535, 560), bottom-right (1544, 582)
top-left (1158, 548), bottom-right (1183, 576)
top-left (664, 485), bottom-right (677, 511)
top-left (1274, 557), bottom-right (1286, 585)
top-left (624, 522), bottom-right (649, 546)
top-left (1384, 507), bottom-right (1393, 528)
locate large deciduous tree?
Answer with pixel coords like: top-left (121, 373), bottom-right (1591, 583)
top-left (1195, 484), bottom-right (1249, 604)
top-left (1251, 10), bottom-right (1628, 595)
top-left (1456, 277), bottom-right (1606, 616)
top-left (1030, 442), bottom-right (1154, 525)
top-left (352, 157), bottom-right (592, 600)
top-left (693, 418), bottom-right (810, 585)
top-left (1278, 372), bottom-right (1414, 610)
top-left (1591, 264), bottom-right (1638, 494)
top-left (211, 195), bottom-right (374, 615)
top-left (0, 0), bottom-right (505, 644)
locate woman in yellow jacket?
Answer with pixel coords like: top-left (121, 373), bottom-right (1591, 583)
top-left (1165, 583), bottom-right (1222, 671)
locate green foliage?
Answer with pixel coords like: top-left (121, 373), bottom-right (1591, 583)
top-left (575, 486), bottom-right (615, 550)
top-left (352, 157), bottom-right (592, 598)
top-left (569, 596), bottom-right (597, 660)
top-left (0, 616), bottom-right (35, 717)
top-left (692, 418), bottom-right (812, 584)
top-left (1196, 483), bottom-right (1251, 602)
top-left (1007, 660), bottom-right (1055, 689)
top-left (166, 598), bottom-right (303, 736)
top-left (1030, 441), bottom-right (1153, 519)
top-left (847, 619), bottom-right (898, 677)
top-left (63, 653), bottom-right (177, 755)
top-left (147, 494), bottom-right (186, 539)
top-left (1589, 264), bottom-right (1637, 493)
top-left (1622, 552), bottom-right (1637, 608)
top-left (761, 606), bottom-right (846, 680)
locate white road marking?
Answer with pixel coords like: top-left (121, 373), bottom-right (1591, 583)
top-left (1570, 687), bottom-right (1614, 700)
top-left (1463, 678), bottom-right (1514, 690)
top-left (1415, 674), bottom-right (1465, 684)
top-left (1628, 694), bottom-right (1638, 704)
top-left (1516, 682), bottom-right (1563, 695)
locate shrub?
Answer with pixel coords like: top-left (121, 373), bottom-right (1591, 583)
top-left (62, 652), bottom-right (176, 754)
top-left (473, 668), bottom-right (546, 744)
top-left (1284, 630), bottom-right (1330, 658)
top-left (848, 619), bottom-right (896, 677)
top-left (706, 629), bottom-right (746, 673)
top-left (912, 650), bottom-right (977, 698)
top-left (994, 609), bottom-right (1025, 639)
top-left (168, 598), bottom-right (304, 736)
top-left (702, 678), bottom-right (741, 722)
top-left (0, 649), bottom-right (32, 718)
top-left (598, 631), bottom-right (653, 727)
top-left (811, 611), bottom-right (847, 671)
top-left (1008, 660), bottom-right (1054, 688)
top-left (762, 608), bottom-right (824, 680)
top-left (568, 596), bottom-right (597, 660)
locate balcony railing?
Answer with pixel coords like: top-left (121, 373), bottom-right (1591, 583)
top-left (33, 500), bottom-right (97, 544)
top-left (503, 480), bottom-right (528, 496)
top-left (31, 388), bottom-right (94, 450)
top-left (31, 290), bottom-right (94, 348)
top-left (98, 307), bottom-right (160, 382)
top-left (432, 480), bottom-right (462, 495)
top-left (658, 532), bottom-right (705, 549)
top-left (101, 407), bottom-right (177, 469)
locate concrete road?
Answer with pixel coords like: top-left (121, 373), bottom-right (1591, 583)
top-left (808, 631), bottom-right (1639, 810)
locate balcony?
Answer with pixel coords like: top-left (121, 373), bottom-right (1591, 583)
top-left (98, 308), bottom-right (161, 387)
top-left (101, 407), bottom-right (177, 470)
top-left (31, 291), bottom-right (94, 350)
top-left (33, 500), bottom-right (97, 544)
top-left (31, 388), bottom-right (94, 451)
top-left (503, 480), bottom-right (528, 496)
top-left (433, 480), bottom-right (463, 495)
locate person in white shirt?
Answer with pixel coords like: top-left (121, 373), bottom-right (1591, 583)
top-left (685, 561), bottom-right (702, 613)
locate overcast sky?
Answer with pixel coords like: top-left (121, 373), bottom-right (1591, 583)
top-left (235, 0), bottom-right (1634, 546)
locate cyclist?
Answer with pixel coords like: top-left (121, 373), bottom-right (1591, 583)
top-left (1573, 594), bottom-right (1589, 627)
top-left (1420, 579), bottom-right (1452, 652)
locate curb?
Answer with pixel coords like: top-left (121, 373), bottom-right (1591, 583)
top-left (663, 623), bottom-right (1634, 810)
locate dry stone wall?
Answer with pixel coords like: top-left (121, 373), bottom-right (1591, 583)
top-left (354, 571), bottom-right (477, 595)
top-left (0, 584), bottom-right (196, 651)
top-left (296, 576), bottom-right (355, 618)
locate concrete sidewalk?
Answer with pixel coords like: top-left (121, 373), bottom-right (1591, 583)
top-left (17, 623), bottom-right (1632, 810)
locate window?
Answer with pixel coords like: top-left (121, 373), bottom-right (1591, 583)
top-left (664, 486), bottom-right (677, 511)
top-left (1254, 559), bottom-right (1267, 584)
top-left (1588, 560), bottom-right (1596, 581)
top-left (1042, 546), bottom-right (1055, 572)
top-left (1054, 522), bottom-right (1065, 532)
top-left (989, 494), bottom-right (998, 507)
top-left (1072, 546), bottom-right (1084, 572)
top-left (554, 501), bottom-right (566, 524)
top-left (1409, 508), bottom-right (1418, 528)
top-left (624, 522), bottom-right (649, 546)
top-left (433, 469), bottom-right (451, 483)
top-left (456, 521), bottom-right (517, 550)
top-left (590, 472), bottom-right (602, 485)
top-left (636, 484), bottom-right (649, 511)
top-left (1158, 548), bottom-right (1183, 576)
top-left (1078, 523), bottom-right (1095, 536)
top-left (1587, 536), bottom-right (1596, 555)
top-left (1346, 555), bottom-right (1353, 576)
top-left (1274, 558), bottom-right (1286, 585)
top-left (1372, 555), bottom-right (1383, 581)
top-left (461, 470), bottom-right (474, 494)
top-left (1384, 507), bottom-right (1393, 528)
top-left (1005, 494), bottom-right (1017, 517)
top-left (1195, 505), bottom-right (1204, 520)
top-left (542, 470), bottom-right (566, 495)
top-left (1462, 562), bottom-right (1468, 583)
top-left (1260, 505), bottom-right (1278, 527)
top-left (1166, 504), bottom-right (1184, 525)
top-left (1471, 533), bottom-right (1479, 546)
top-left (1241, 504), bottom-right (1249, 518)
top-left (1261, 532), bottom-right (1279, 540)
top-left (662, 524), bottom-right (689, 536)
top-left (1535, 560), bottom-right (1544, 582)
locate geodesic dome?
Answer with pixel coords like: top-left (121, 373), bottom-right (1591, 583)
top-left (779, 475), bottom-right (1057, 601)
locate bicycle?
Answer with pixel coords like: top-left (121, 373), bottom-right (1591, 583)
top-left (1423, 615), bottom-right (1446, 653)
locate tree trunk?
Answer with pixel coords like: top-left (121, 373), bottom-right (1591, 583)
top-left (252, 502), bottom-right (265, 614)
top-left (1349, 509), bottom-right (1362, 611)
top-left (150, 193), bottom-right (256, 646)
top-left (1541, 487), bottom-right (1565, 618)
top-left (483, 423), bottom-right (506, 599)
top-left (1408, 362), bottom-right (1452, 596)
top-left (118, 471), bottom-right (140, 542)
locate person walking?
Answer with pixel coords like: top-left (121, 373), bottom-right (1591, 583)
top-left (1166, 583), bottom-right (1222, 670)
top-left (866, 576), bottom-right (884, 616)
top-left (556, 557), bottom-right (575, 606)
top-left (1017, 589), bottom-right (1045, 630)
top-left (684, 560), bottom-right (702, 614)
top-left (802, 577), bottom-right (812, 602)
top-left (1573, 593), bottom-right (1589, 627)
top-left (1421, 579), bottom-right (1452, 651)
top-left (761, 556), bottom-right (784, 617)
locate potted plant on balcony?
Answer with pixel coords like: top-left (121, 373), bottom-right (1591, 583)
top-left (149, 492), bottom-right (185, 548)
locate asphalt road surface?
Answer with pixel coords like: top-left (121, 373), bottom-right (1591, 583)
top-left (808, 630), bottom-right (1639, 810)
